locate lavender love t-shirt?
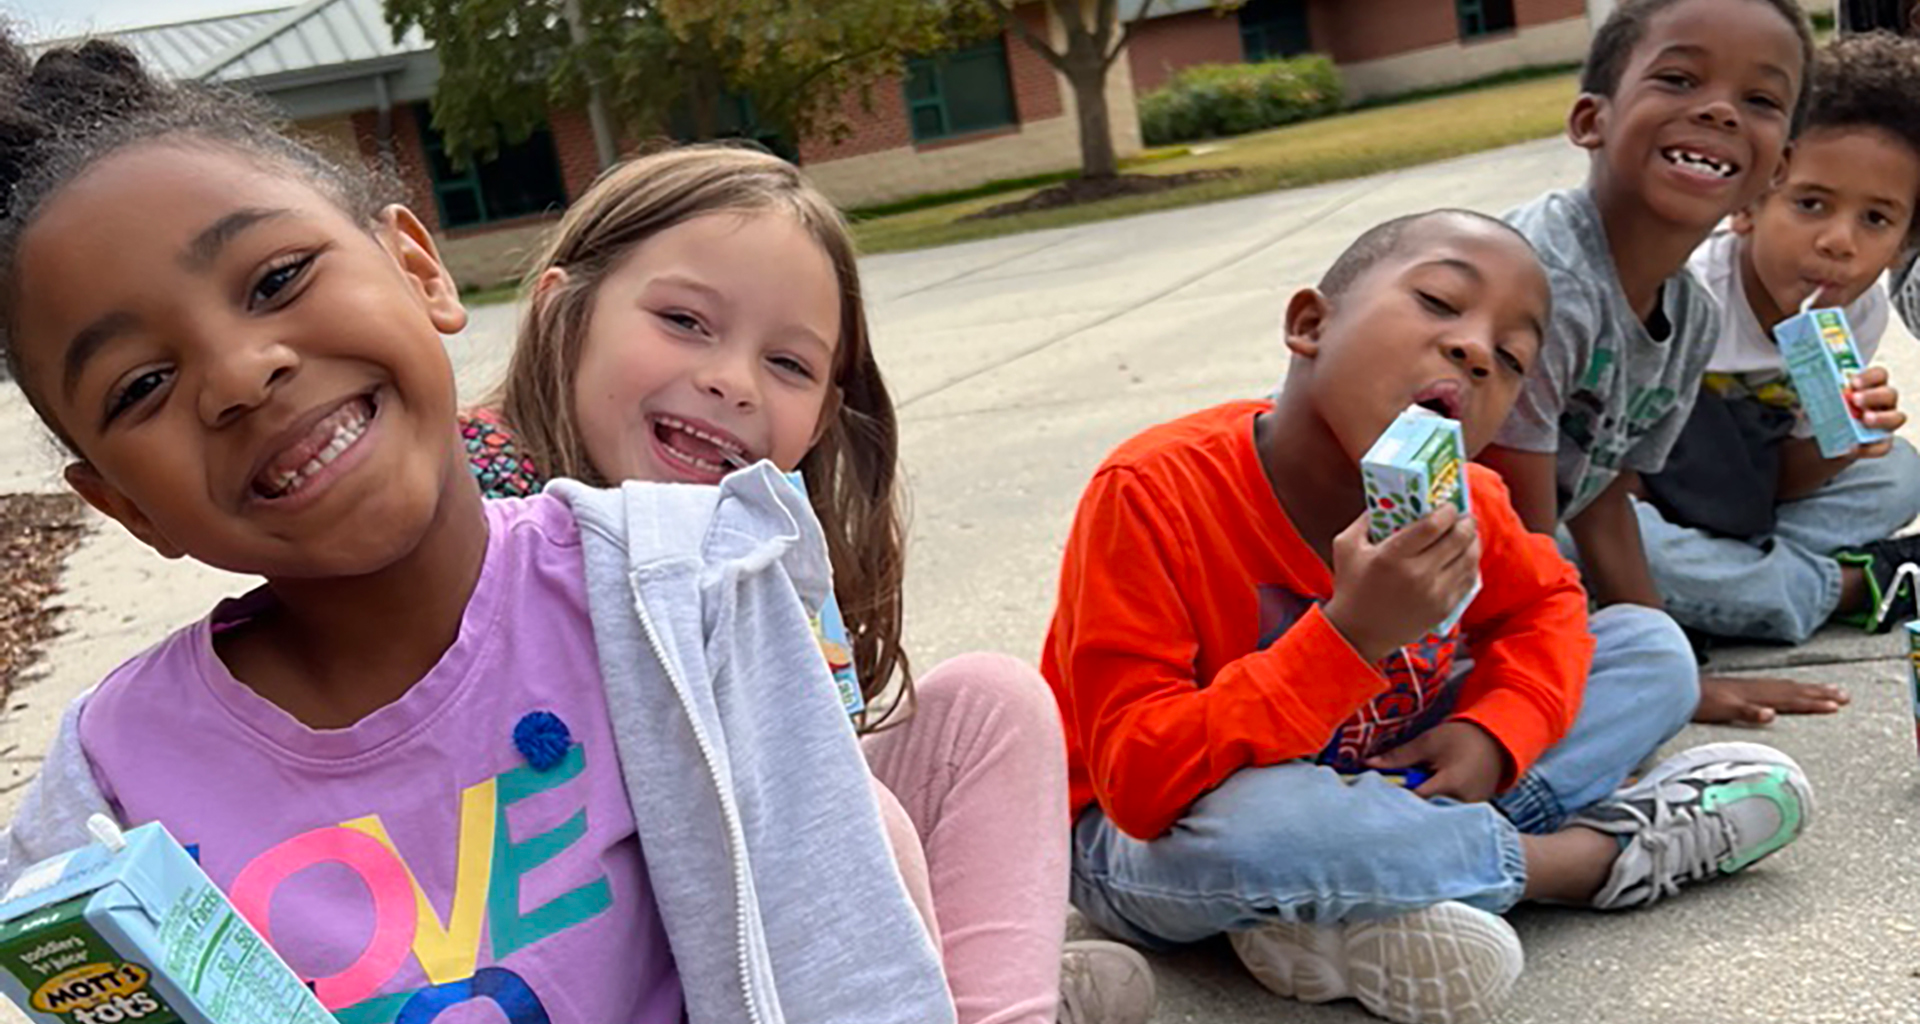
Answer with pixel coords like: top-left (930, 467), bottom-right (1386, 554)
top-left (78, 495), bottom-right (683, 1023)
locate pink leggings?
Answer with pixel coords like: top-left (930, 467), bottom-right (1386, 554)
top-left (864, 653), bottom-right (1070, 1024)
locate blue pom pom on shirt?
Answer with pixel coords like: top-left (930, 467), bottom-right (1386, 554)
top-left (513, 711), bottom-right (571, 772)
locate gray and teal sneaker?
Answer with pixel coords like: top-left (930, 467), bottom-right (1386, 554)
top-left (1575, 742), bottom-right (1812, 910)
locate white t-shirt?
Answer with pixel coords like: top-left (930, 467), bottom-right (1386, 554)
top-left (1688, 225), bottom-right (1890, 436)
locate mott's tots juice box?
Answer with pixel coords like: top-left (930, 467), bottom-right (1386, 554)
top-left (1361, 405), bottom-right (1479, 634)
top-left (0, 817), bottom-right (330, 1024)
top-left (1906, 623), bottom-right (1920, 757)
top-left (784, 471), bottom-right (865, 717)
top-left (1773, 306), bottom-right (1889, 459)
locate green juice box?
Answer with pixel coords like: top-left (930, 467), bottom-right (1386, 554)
top-left (0, 818), bottom-right (331, 1024)
top-left (1360, 405), bottom-right (1479, 634)
top-left (1773, 306), bottom-right (1889, 459)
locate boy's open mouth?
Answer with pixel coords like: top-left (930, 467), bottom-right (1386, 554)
top-left (651, 414), bottom-right (750, 476)
top-left (252, 394), bottom-right (376, 500)
top-left (1410, 381), bottom-right (1464, 420)
top-left (1660, 147), bottom-right (1738, 180)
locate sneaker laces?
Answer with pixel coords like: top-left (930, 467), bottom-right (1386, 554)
top-left (1871, 561), bottom-right (1920, 628)
top-left (1619, 784), bottom-right (1737, 902)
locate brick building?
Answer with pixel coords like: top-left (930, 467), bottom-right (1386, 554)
top-left (46, 0), bottom-right (1138, 286)
top-left (1128, 0), bottom-right (1593, 100)
top-left (48, 0), bottom-right (1628, 287)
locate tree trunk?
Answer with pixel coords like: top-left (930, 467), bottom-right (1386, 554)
top-left (1067, 54), bottom-right (1117, 179)
top-left (560, 0), bottom-right (618, 169)
top-left (687, 61), bottom-right (722, 139)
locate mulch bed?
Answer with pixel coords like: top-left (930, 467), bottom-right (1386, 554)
top-left (961, 169), bottom-right (1243, 221)
top-left (0, 494), bottom-right (87, 701)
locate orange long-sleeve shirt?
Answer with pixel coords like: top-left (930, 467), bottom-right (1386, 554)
top-left (1041, 401), bottom-right (1595, 840)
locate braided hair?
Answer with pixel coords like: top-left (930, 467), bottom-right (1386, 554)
top-left (0, 30), bottom-right (394, 431)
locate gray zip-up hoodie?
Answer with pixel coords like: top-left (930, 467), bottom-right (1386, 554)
top-left (0, 464), bottom-right (954, 1024)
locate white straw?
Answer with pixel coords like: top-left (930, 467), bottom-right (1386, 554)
top-left (1800, 288), bottom-right (1821, 315)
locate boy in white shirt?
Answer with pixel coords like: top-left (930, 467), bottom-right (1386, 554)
top-left (1637, 32), bottom-right (1920, 659)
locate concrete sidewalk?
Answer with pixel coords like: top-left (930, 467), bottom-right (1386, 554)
top-left (2, 137), bottom-right (1915, 1022)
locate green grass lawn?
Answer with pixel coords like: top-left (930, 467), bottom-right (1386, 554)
top-left (851, 72), bottom-right (1579, 254)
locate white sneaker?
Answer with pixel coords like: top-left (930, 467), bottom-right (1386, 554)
top-left (1057, 939), bottom-right (1155, 1024)
top-left (1229, 901), bottom-right (1523, 1024)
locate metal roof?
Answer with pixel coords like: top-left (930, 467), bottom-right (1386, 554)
top-left (33, 6), bottom-right (292, 80)
top-left (1124, 0), bottom-right (1226, 21)
top-left (195, 0), bottom-right (431, 83)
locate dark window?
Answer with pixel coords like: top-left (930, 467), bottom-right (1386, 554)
top-left (416, 104), bottom-right (569, 229)
top-left (904, 38), bottom-right (1018, 142)
top-left (1457, 0), bottom-right (1517, 39)
top-left (1239, 0), bottom-right (1312, 61)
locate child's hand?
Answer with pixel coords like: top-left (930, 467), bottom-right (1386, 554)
top-left (1850, 367), bottom-right (1904, 457)
top-left (1324, 506), bottom-right (1479, 662)
top-left (1368, 721), bottom-right (1508, 803)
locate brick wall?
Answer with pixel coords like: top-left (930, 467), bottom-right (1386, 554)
top-left (799, 3), bottom-right (1062, 164)
top-left (798, 74), bottom-right (915, 163)
top-left (1305, 0), bottom-right (1587, 68)
top-left (351, 104), bottom-right (440, 233)
top-left (1007, 4), bottom-right (1064, 120)
top-left (1336, 13), bottom-right (1590, 99)
top-left (1127, 8), bottom-right (1245, 94)
top-left (1519, 0), bottom-right (1588, 24)
top-left (547, 105), bottom-right (606, 202)
top-left (1307, 0), bottom-right (1456, 63)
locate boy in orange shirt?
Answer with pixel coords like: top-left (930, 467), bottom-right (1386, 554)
top-left (1043, 210), bottom-right (1813, 1024)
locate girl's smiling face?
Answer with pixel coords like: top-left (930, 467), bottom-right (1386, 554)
top-left (563, 211), bottom-right (842, 485)
top-left (10, 142), bottom-right (470, 578)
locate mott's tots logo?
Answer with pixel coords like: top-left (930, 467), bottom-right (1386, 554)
top-left (1427, 457), bottom-right (1461, 508)
top-left (30, 960), bottom-right (168, 1022)
top-left (1419, 432), bottom-right (1463, 509)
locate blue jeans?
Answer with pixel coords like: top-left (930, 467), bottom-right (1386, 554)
top-left (1634, 439), bottom-right (1920, 644)
top-left (1068, 605), bottom-right (1698, 947)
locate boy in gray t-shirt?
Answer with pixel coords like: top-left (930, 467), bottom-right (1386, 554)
top-left (1495, 188), bottom-right (1718, 520)
top-left (1478, 0), bottom-right (1828, 725)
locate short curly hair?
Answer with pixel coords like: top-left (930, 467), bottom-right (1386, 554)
top-left (1582, 0), bottom-right (1815, 129)
top-left (1802, 31), bottom-right (1920, 166)
top-left (0, 31), bottom-right (396, 414)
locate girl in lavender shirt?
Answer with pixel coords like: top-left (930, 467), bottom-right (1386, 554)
top-left (0, 33), bottom-right (946, 1024)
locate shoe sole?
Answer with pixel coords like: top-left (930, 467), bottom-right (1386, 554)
top-left (1231, 902), bottom-right (1523, 1024)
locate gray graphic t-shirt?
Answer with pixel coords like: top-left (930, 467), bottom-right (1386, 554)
top-left (1496, 188), bottom-right (1719, 520)
top-left (1892, 248), bottom-right (1920, 337)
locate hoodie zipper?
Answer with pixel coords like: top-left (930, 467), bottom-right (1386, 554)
top-left (632, 595), bottom-right (769, 1024)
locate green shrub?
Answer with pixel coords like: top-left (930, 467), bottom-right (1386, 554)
top-left (1138, 55), bottom-right (1344, 146)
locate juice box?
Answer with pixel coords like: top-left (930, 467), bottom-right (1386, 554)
top-left (1360, 406), bottom-right (1479, 634)
top-left (0, 818), bottom-right (330, 1024)
top-left (1906, 622), bottom-right (1920, 758)
top-left (783, 472), bottom-right (865, 717)
top-left (1773, 306), bottom-right (1889, 459)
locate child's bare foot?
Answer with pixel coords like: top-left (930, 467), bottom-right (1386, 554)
top-left (1694, 675), bottom-right (1848, 724)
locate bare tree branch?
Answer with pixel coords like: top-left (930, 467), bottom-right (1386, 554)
top-left (1092, 0), bottom-right (1118, 56)
top-left (987, 0), bottom-right (1071, 73)
top-left (1103, 0), bottom-right (1160, 68)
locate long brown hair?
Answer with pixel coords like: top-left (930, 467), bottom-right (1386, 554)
top-left (498, 144), bottom-right (913, 729)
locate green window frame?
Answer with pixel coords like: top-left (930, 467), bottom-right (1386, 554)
top-left (1457, 0), bottom-right (1517, 39)
top-left (416, 104), bottom-right (570, 229)
top-left (904, 38), bottom-right (1019, 143)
